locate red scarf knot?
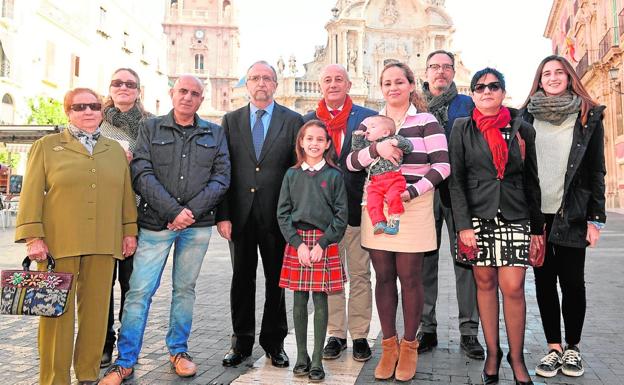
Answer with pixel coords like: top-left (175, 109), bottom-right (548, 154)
top-left (472, 106), bottom-right (512, 179)
top-left (316, 95), bottom-right (353, 156)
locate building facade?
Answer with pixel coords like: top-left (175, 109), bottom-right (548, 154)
top-left (545, 0), bottom-right (623, 208)
top-left (162, 0), bottom-right (239, 117)
top-left (232, 0), bottom-right (471, 114)
top-left (0, 0), bottom-right (171, 125)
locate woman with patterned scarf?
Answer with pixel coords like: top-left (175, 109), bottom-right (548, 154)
top-left (521, 55), bottom-right (606, 380)
top-left (15, 87), bottom-right (137, 385)
top-left (99, 68), bottom-right (154, 368)
top-left (449, 67), bottom-right (542, 385)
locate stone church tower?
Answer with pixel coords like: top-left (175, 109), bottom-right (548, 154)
top-left (303, 0), bottom-right (470, 109)
top-left (163, 0), bottom-right (239, 114)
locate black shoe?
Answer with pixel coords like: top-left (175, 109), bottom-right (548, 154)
top-left (561, 345), bottom-right (584, 377)
top-left (481, 347), bottom-right (503, 384)
top-left (265, 347), bottom-right (289, 368)
top-left (293, 356), bottom-right (311, 376)
top-left (507, 353), bottom-right (534, 385)
top-left (352, 338), bottom-right (372, 362)
top-left (535, 349), bottom-right (563, 378)
top-left (416, 331), bottom-right (437, 353)
top-left (309, 366), bottom-right (325, 382)
top-left (460, 335), bottom-right (485, 360)
top-left (100, 345), bottom-right (113, 368)
top-left (322, 337), bottom-right (347, 359)
top-left (222, 348), bottom-right (250, 367)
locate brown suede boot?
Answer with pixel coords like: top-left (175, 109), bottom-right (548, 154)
top-left (374, 336), bottom-right (400, 380)
top-left (395, 338), bottom-right (419, 381)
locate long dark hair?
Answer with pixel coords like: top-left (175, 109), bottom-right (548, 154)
top-left (379, 61), bottom-right (428, 112)
top-left (522, 55), bottom-right (600, 124)
top-left (293, 120), bottom-right (339, 169)
top-left (103, 67), bottom-right (150, 118)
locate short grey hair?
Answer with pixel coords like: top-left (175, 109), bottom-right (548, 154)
top-left (246, 61), bottom-right (278, 81)
top-left (173, 74), bottom-right (205, 93)
top-left (319, 64), bottom-right (350, 82)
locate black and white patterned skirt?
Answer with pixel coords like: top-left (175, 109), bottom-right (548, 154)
top-left (467, 212), bottom-right (530, 267)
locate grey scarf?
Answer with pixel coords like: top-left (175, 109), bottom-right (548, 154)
top-left (527, 90), bottom-right (581, 125)
top-left (423, 81), bottom-right (458, 128)
top-left (67, 124), bottom-right (101, 154)
top-left (104, 104), bottom-right (144, 141)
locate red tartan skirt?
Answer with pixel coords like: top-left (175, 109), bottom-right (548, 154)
top-left (279, 229), bottom-right (346, 293)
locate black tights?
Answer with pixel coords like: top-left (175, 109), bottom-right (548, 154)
top-left (473, 266), bottom-right (530, 382)
top-left (369, 249), bottom-right (424, 341)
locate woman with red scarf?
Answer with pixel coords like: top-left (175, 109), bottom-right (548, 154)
top-left (448, 68), bottom-right (542, 385)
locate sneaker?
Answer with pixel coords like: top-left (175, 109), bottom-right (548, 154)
top-left (416, 331), bottom-right (437, 353)
top-left (384, 217), bottom-right (400, 235)
top-left (561, 345), bottom-right (584, 377)
top-left (352, 338), bottom-right (372, 362)
top-left (460, 335), bottom-right (484, 360)
top-left (373, 222), bottom-right (386, 235)
top-left (322, 337), bottom-right (347, 359)
top-left (535, 349), bottom-right (563, 378)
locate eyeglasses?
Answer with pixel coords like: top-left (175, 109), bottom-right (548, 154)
top-left (70, 103), bottom-right (102, 112)
top-left (247, 75), bottom-right (275, 83)
top-left (110, 80), bottom-right (138, 89)
top-left (473, 82), bottom-right (502, 93)
top-left (427, 64), bottom-right (454, 72)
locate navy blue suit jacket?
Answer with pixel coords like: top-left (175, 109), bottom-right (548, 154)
top-left (304, 104), bottom-right (377, 226)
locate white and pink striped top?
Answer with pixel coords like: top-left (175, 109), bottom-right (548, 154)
top-left (346, 104), bottom-right (450, 198)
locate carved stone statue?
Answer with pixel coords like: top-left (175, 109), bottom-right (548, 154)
top-left (380, 0), bottom-right (399, 26)
top-left (277, 56), bottom-right (285, 75)
top-left (348, 48), bottom-right (358, 74)
top-left (288, 55), bottom-right (297, 75)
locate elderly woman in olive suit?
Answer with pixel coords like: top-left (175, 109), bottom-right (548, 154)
top-left (15, 87), bottom-right (138, 385)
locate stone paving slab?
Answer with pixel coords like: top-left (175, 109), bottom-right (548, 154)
top-left (0, 211), bottom-right (622, 384)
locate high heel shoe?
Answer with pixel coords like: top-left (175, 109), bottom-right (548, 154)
top-left (481, 347), bottom-right (503, 384)
top-left (506, 353), bottom-right (534, 385)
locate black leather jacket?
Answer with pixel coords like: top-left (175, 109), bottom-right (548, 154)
top-left (449, 108), bottom-right (542, 234)
top-left (131, 111), bottom-right (230, 230)
top-left (521, 105), bottom-right (606, 248)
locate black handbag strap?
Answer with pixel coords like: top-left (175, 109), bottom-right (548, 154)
top-left (21, 254), bottom-right (55, 272)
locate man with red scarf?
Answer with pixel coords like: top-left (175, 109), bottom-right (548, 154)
top-left (303, 64), bottom-right (377, 361)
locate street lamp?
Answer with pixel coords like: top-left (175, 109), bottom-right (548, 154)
top-left (608, 67), bottom-right (624, 94)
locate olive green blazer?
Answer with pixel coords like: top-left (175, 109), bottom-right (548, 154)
top-left (15, 129), bottom-right (138, 259)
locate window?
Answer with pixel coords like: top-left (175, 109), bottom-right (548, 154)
top-left (194, 54), bottom-right (204, 71)
top-left (1, 0), bottom-right (14, 18)
top-left (45, 41), bottom-right (55, 80)
top-left (0, 41), bottom-right (9, 77)
top-left (1, 93), bottom-right (14, 124)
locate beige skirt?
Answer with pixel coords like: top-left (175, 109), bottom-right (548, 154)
top-left (361, 189), bottom-right (436, 253)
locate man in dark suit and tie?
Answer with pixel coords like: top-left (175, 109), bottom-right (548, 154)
top-left (303, 64), bottom-right (377, 362)
top-left (218, 61), bottom-right (304, 368)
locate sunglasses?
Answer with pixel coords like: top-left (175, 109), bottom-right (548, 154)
top-left (70, 103), bottom-right (102, 112)
top-left (110, 80), bottom-right (138, 89)
top-left (473, 82), bottom-right (502, 93)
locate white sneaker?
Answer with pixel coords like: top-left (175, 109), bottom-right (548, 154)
top-left (561, 345), bottom-right (584, 377)
top-left (535, 349), bottom-right (563, 378)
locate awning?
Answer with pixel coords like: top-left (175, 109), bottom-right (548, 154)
top-left (0, 125), bottom-right (60, 144)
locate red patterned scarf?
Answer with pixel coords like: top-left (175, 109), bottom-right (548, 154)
top-left (472, 106), bottom-right (511, 179)
top-left (316, 95), bottom-right (353, 156)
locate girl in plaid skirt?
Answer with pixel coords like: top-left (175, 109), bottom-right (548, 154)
top-left (277, 120), bottom-right (348, 382)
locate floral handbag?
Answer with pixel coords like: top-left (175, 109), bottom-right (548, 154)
top-left (1, 255), bottom-right (73, 317)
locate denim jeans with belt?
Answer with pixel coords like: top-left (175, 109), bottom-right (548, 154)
top-left (115, 226), bottom-right (211, 368)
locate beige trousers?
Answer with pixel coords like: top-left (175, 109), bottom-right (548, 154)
top-left (38, 255), bottom-right (115, 385)
top-left (326, 225), bottom-right (373, 340)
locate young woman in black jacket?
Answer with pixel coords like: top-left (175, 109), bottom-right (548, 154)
top-left (522, 55), bottom-right (606, 379)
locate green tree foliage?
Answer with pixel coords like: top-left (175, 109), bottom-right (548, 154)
top-left (26, 96), bottom-right (67, 125)
top-left (0, 149), bottom-right (19, 169)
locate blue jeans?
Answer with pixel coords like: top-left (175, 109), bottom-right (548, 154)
top-left (115, 226), bottom-right (211, 368)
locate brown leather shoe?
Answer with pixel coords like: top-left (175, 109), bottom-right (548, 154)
top-left (395, 338), bottom-right (419, 381)
top-left (374, 336), bottom-right (400, 380)
top-left (170, 352), bottom-right (198, 377)
top-left (98, 364), bottom-right (134, 385)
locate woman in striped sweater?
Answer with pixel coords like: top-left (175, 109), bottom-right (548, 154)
top-left (347, 62), bottom-right (450, 381)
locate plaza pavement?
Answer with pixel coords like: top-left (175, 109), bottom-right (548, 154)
top-left (0, 211), bottom-right (622, 385)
